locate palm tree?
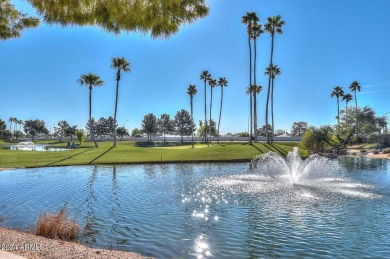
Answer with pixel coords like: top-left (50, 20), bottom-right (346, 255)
top-left (187, 84), bottom-right (197, 148)
top-left (209, 78), bottom-right (217, 143)
top-left (349, 81), bottom-right (361, 142)
top-left (242, 12), bottom-right (259, 144)
top-left (349, 81), bottom-right (361, 111)
top-left (200, 70), bottom-right (211, 143)
top-left (342, 93), bottom-right (353, 122)
top-left (217, 77), bottom-right (228, 143)
top-left (78, 73), bottom-right (104, 148)
top-left (330, 86), bottom-right (345, 125)
top-left (111, 57), bottom-right (131, 147)
top-left (246, 85), bottom-right (263, 139)
top-left (8, 117), bottom-right (14, 133)
top-left (264, 15), bottom-right (285, 144)
top-left (251, 21), bottom-right (263, 142)
top-left (265, 64), bottom-right (281, 143)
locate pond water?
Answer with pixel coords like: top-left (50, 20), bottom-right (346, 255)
top-left (8, 144), bottom-right (69, 151)
top-left (0, 157), bottom-right (389, 258)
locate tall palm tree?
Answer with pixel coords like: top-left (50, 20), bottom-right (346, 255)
top-left (251, 21), bottom-right (263, 142)
top-left (349, 81), bottom-right (361, 141)
top-left (217, 77), bottom-right (228, 143)
top-left (242, 12), bottom-right (259, 144)
top-left (187, 84), bottom-right (197, 148)
top-left (78, 73), bottom-right (104, 148)
top-left (209, 78), bottom-right (217, 143)
top-left (265, 64), bottom-right (281, 143)
top-left (264, 15), bottom-right (285, 144)
top-left (342, 93), bottom-right (353, 122)
top-left (200, 70), bottom-right (211, 143)
top-left (8, 117), bottom-right (13, 133)
top-left (349, 81), bottom-right (361, 112)
top-left (330, 86), bottom-right (345, 125)
top-left (111, 57), bottom-right (131, 147)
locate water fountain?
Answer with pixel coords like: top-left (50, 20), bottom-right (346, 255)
top-left (11, 141), bottom-right (37, 151)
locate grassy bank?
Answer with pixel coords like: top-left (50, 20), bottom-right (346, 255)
top-left (0, 140), bottom-right (305, 168)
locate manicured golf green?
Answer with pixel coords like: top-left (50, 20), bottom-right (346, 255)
top-left (0, 140), bottom-right (306, 168)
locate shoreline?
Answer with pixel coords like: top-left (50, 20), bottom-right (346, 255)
top-left (0, 227), bottom-right (153, 259)
top-left (1, 154), bottom-right (389, 171)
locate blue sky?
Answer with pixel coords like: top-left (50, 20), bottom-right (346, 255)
top-left (1, 0), bottom-right (390, 134)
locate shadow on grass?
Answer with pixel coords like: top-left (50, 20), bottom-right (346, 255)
top-left (88, 147), bottom-right (114, 165)
top-left (250, 144), bottom-right (264, 154)
top-left (270, 144), bottom-right (288, 156)
top-left (45, 148), bottom-right (94, 167)
top-left (262, 143), bottom-right (288, 156)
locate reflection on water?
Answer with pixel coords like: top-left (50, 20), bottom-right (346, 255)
top-left (0, 158), bottom-right (389, 258)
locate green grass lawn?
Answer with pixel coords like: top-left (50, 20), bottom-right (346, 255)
top-left (0, 140), bottom-right (306, 168)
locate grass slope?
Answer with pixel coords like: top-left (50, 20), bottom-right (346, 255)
top-left (0, 141), bottom-right (306, 168)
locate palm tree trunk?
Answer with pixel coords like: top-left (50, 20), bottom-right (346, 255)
top-left (271, 77), bottom-right (275, 144)
top-left (89, 87), bottom-right (98, 148)
top-left (191, 97), bottom-right (194, 148)
top-left (209, 86), bottom-right (213, 143)
top-left (217, 86), bottom-right (223, 144)
top-left (337, 98), bottom-right (340, 125)
top-left (266, 34), bottom-right (275, 144)
top-left (204, 79), bottom-right (208, 144)
top-left (248, 34), bottom-right (253, 144)
top-left (253, 37), bottom-right (258, 143)
top-left (113, 72), bottom-right (120, 147)
top-left (354, 91), bottom-right (359, 142)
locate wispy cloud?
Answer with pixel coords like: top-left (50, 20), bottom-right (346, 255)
top-left (362, 82), bottom-right (390, 88)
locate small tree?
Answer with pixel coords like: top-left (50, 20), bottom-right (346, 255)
top-left (197, 119), bottom-right (216, 141)
top-left (116, 127), bottom-right (129, 141)
top-left (141, 113), bottom-right (158, 142)
top-left (76, 130), bottom-right (85, 145)
top-left (23, 119), bottom-right (49, 140)
top-left (0, 119), bottom-right (6, 139)
top-left (257, 124), bottom-right (272, 137)
top-left (131, 128), bottom-right (143, 137)
top-left (291, 121), bottom-right (308, 137)
top-left (174, 109), bottom-right (196, 144)
top-left (158, 114), bottom-right (175, 143)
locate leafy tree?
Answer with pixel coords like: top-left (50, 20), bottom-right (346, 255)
top-left (300, 125), bottom-right (343, 153)
top-left (111, 57), bottom-right (130, 147)
top-left (116, 126), bottom-right (129, 141)
top-left (264, 15), bottom-right (285, 144)
top-left (0, 0), bottom-right (39, 40)
top-left (23, 119), bottom-right (49, 140)
top-left (158, 113), bottom-right (174, 143)
top-left (238, 132), bottom-right (250, 137)
top-left (0, 119), bottom-right (6, 139)
top-left (1, 130), bottom-right (11, 140)
top-left (217, 77), bottom-right (228, 143)
top-left (330, 86), bottom-right (345, 125)
top-left (131, 128), bottom-right (143, 137)
top-left (78, 73), bottom-right (104, 148)
top-left (174, 109), bottom-right (196, 143)
top-left (27, 0), bottom-right (209, 38)
top-left (242, 12), bottom-right (259, 144)
top-left (274, 129), bottom-right (286, 136)
top-left (142, 113), bottom-right (158, 142)
top-left (54, 120), bottom-right (70, 141)
top-left (208, 78), bottom-right (217, 143)
top-left (257, 124), bottom-right (272, 137)
top-left (197, 119), bottom-right (217, 140)
top-left (65, 125), bottom-right (77, 142)
top-left (200, 70), bottom-right (211, 143)
top-left (291, 121), bottom-right (308, 137)
top-left (85, 118), bottom-right (97, 139)
top-left (187, 85), bottom-right (197, 148)
top-left (76, 129), bottom-right (85, 145)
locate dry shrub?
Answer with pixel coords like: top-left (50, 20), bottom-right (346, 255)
top-left (33, 204), bottom-right (80, 241)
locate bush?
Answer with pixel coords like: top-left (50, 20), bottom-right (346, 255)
top-left (373, 150), bottom-right (380, 154)
top-left (32, 204), bottom-right (80, 241)
top-left (382, 148), bottom-right (390, 154)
